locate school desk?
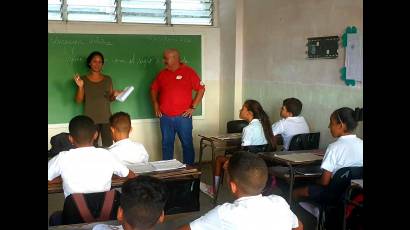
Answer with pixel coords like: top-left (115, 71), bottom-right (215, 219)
top-left (197, 133), bottom-right (242, 172)
top-left (258, 149), bottom-right (325, 204)
top-left (197, 133), bottom-right (242, 203)
top-left (48, 166), bottom-right (201, 194)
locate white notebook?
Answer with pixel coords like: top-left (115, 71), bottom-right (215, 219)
top-left (116, 86), bottom-right (134, 102)
top-left (127, 159), bottom-right (186, 173)
top-left (150, 159), bottom-right (186, 171)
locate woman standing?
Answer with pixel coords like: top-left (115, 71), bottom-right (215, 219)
top-left (73, 51), bottom-right (121, 147)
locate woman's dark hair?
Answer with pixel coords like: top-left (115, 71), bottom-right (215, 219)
top-left (86, 51), bottom-right (105, 68)
top-left (331, 107), bottom-right (362, 132)
top-left (243, 99), bottom-right (275, 150)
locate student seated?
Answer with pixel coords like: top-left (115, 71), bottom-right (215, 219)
top-left (92, 175), bottom-right (167, 230)
top-left (292, 107), bottom-right (363, 202)
top-left (108, 111), bottom-right (149, 165)
top-left (48, 115), bottom-right (136, 198)
top-left (178, 151), bottom-right (303, 230)
top-left (271, 97), bottom-right (310, 151)
top-left (200, 99), bottom-right (275, 198)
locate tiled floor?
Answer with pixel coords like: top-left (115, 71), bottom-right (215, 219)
top-left (48, 162), bottom-right (317, 229)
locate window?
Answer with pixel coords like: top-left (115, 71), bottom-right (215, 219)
top-left (48, 0), bottom-right (214, 26)
top-left (48, 0), bottom-right (62, 20)
top-left (121, 0), bottom-right (166, 24)
top-left (171, 0), bottom-right (213, 25)
top-left (66, 0), bottom-right (116, 22)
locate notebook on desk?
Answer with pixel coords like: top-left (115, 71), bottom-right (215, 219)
top-left (127, 159), bottom-right (186, 173)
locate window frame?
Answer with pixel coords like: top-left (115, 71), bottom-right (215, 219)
top-left (48, 0), bottom-right (218, 27)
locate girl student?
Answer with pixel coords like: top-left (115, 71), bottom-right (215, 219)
top-left (200, 99), bottom-right (275, 198)
top-left (292, 107), bottom-right (363, 201)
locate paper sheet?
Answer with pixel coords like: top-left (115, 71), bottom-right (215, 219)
top-left (127, 159), bottom-right (186, 173)
top-left (116, 86), bottom-right (134, 102)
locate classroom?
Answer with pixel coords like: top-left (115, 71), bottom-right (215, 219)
top-left (48, 0), bottom-right (363, 229)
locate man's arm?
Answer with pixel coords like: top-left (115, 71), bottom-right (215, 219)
top-left (150, 89), bottom-right (162, 117)
top-left (191, 88), bottom-right (205, 108)
top-left (182, 88), bottom-right (205, 117)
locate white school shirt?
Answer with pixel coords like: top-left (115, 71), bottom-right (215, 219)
top-left (241, 119), bottom-right (268, 146)
top-left (108, 138), bottom-right (149, 165)
top-left (321, 135), bottom-right (363, 176)
top-left (190, 194), bottom-right (299, 230)
top-left (48, 146), bottom-right (130, 198)
top-left (271, 116), bottom-right (310, 150)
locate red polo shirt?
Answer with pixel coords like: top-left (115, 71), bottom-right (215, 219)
top-left (151, 64), bottom-right (205, 116)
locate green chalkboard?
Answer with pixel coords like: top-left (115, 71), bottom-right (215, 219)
top-left (48, 33), bottom-right (202, 124)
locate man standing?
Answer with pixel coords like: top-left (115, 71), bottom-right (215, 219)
top-left (150, 48), bottom-right (205, 165)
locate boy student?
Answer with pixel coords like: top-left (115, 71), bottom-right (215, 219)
top-left (272, 97), bottom-right (310, 150)
top-left (108, 111), bottom-right (149, 165)
top-left (48, 115), bottom-right (136, 198)
top-left (92, 175), bottom-right (167, 230)
top-left (178, 152), bottom-right (303, 230)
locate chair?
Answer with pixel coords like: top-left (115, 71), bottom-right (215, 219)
top-left (288, 132), bottom-right (320, 151)
top-left (299, 167), bottom-right (363, 230)
top-left (48, 132), bottom-right (76, 158)
top-left (223, 119), bottom-right (248, 154)
top-left (49, 189), bottom-right (121, 226)
top-left (226, 120), bottom-right (248, 133)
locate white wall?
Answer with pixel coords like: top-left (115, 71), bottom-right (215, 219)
top-left (240, 0), bottom-right (363, 148)
top-left (218, 0), bottom-right (237, 131)
top-left (48, 22), bottom-right (221, 162)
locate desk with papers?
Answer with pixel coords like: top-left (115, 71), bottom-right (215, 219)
top-left (48, 161), bottom-right (201, 194)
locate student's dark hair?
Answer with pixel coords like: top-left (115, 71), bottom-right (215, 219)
top-left (68, 115), bottom-right (97, 145)
top-left (243, 99), bottom-right (275, 150)
top-left (331, 107), bottom-right (362, 132)
top-left (121, 175), bottom-right (167, 230)
top-left (86, 51), bottom-right (105, 69)
top-left (109, 111), bottom-right (131, 133)
top-left (283, 98), bottom-right (303, 116)
top-left (227, 151), bottom-right (268, 196)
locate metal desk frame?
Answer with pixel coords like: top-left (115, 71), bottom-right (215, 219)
top-left (259, 149), bottom-right (324, 204)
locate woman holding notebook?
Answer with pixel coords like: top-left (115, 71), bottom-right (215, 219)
top-left (73, 51), bottom-right (122, 147)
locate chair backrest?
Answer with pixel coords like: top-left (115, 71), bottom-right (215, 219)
top-left (226, 120), bottom-right (248, 133)
top-left (323, 167), bottom-right (363, 205)
top-left (48, 132), bottom-right (76, 158)
top-left (288, 132), bottom-right (320, 151)
top-left (62, 189), bottom-right (121, 225)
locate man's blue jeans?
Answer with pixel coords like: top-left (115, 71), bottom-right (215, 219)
top-left (160, 115), bottom-right (195, 165)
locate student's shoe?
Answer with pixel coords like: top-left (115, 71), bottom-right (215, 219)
top-left (200, 182), bottom-right (215, 199)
